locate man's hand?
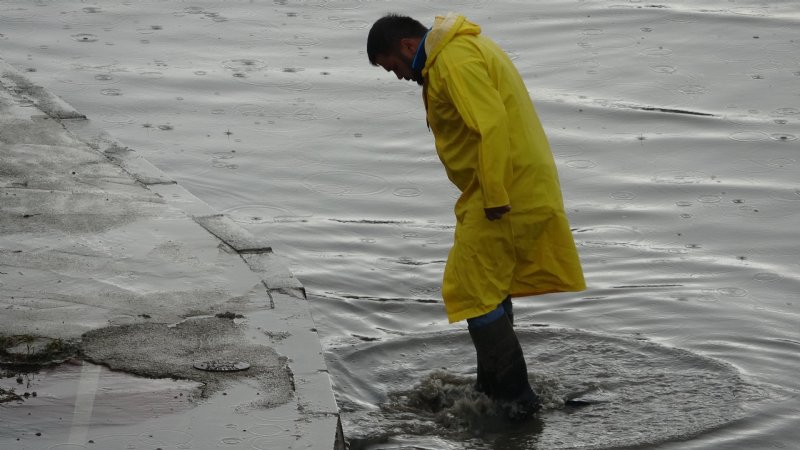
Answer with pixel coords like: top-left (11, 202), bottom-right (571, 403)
top-left (485, 205), bottom-right (511, 221)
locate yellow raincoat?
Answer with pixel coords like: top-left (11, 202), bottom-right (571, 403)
top-left (422, 14), bottom-right (585, 323)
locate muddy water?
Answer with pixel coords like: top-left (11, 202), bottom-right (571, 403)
top-left (1, 0), bottom-right (799, 448)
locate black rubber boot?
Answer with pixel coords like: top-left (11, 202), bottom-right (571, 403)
top-left (469, 313), bottom-right (540, 420)
top-left (475, 297), bottom-right (513, 395)
top-left (474, 360), bottom-right (491, 396)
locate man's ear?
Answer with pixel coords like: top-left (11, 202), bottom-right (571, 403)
top-left (398, 37), bottom-right (417, 57)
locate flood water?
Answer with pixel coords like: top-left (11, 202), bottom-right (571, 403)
top-left (1, 0), bottom-right (799, 448)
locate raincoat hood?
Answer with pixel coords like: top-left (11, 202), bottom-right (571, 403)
top-left (422, 13), bottom-right (481, 78)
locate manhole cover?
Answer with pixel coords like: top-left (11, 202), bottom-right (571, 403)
top-left (193, 361), bottom-right (251, 372)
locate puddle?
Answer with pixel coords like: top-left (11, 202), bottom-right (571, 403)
top-left (329, 329), bottom-right (771, 449)
top-left (1, 362), bottom-right (201, 443)
top-left (1, 317), bottom-right (297, 448)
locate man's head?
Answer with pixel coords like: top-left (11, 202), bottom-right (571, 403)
top-left (367, 14), bottom-right (427, 84)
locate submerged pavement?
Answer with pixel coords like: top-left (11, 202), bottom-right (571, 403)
top-left (0, 59), bottom-right (344, 449)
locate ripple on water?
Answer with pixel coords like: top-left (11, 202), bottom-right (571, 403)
top-left (729, 131), bottom-right (771, 141)
top-left (223, 204), bottom-right (292, 225)
top-left (772, 107), bottom-right (800, 116)
top-left (71, 33), bottom-right (98, 42)
top-left (275, 78), bottom-right (313, 91)
top-left (697, 195), bottom-right (722, 203)
top-left (303, 171), bottom-right (388, 196)
top-left (420, 0), bottom-right (487, 7)
top-left (331, 329), bottom-right (769, 450)
top-left (764, 157), bottom-right (796, 168)
top-left (137, 430), bottom-right (192, 446)
top-left (380, 299), bottom-right (412, 314)
top-left (770, 188), bottom-right (800, 202)
top-left (393, 187), bottom-right (422, 197)
top-left (581, 28), bottom-right (604, 36)
top-left (232, 102), bottom-right (333, 131)
top-left (99, 110), bottom-right (135, 125)
top-left (652, 170), bottom-right (712, 185)
top-left (233, 72), bottom-right (314, 91)
top-left (609, 191), bottom-right (635, 200)
top-left (717, 287), bottom-right (749, 297)
top-left (678, 83), bottom-right (708, 95)
top-left (665, 13), bottom-right (698, 23)
top-left (722, 203), bottom-right (796, 220)
top-left (729, 6), bottom-right (770, 16)
top-left (283, 35), bottom-right (321, 46)
top-left (317, 0), bottom-right (365, 9)
top-left (247, 423), bottom-right (286, 437)
top-left (138, 70), bottom-right (164, 79)
top-left (573, 224), bottom-right (644, 256)
top-left (593, 33), bottom-right (639, 49)
top-left (233, 103), bottom-right (266, 117)
top-left (70, 57), bottom-right (119, 73)
top-left (754, 272), bottom-right (782, 282)
top-left (92, 73), bottom-right (117, 84)
top-left (59, 8), bottom-right (126, 27)
top-left (639, 46), bottom-right (673, 57)
top-left (650, 64), bottom-right (678, 74)
top-left (565, 159), bottom-right (597, 169)
top-left (108, 314), bottom-right (137, 325)
top-left (222, 58), bottom-right (267, 72)
top-left (770, 133), bottom-right (796, 142)
top-left (329, 16), bottom-right (369, 29)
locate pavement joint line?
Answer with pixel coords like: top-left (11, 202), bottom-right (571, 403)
top-left (98, 143), bottom-right (177, 186)
top-left (263, 282), bottom-right (277, 309)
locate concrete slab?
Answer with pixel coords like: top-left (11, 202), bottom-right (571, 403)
top-left (0, 60), bottom-right (85, 120)
top-left (194, 214), bottom-right (273, 254)
top-left (0, 59), bottom-right (343, 449)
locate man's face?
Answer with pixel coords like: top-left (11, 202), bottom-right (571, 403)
top-left (376, 53), bottom-right (419, 83)
top-left (375, 39), bottom-right (423, 85)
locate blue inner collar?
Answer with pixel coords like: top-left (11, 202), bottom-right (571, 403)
top-left (411, 30), bottom-right (430, 72)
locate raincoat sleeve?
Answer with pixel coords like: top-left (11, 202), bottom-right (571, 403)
top-left (439, 58), bottom-right (513, 209)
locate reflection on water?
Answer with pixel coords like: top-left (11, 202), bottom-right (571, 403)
top-left (1, 0), bottom-right (798, 448)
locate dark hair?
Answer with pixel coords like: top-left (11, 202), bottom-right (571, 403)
top-left (367, 14), bottom-right (427, 65)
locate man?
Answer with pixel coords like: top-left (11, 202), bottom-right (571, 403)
top-left (367, 13), bottom-right (585, 420)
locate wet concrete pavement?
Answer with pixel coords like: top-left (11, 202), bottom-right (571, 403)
top-left (0, 59), bottom-right (344, 449)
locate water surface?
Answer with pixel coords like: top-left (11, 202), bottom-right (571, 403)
top-left (1, 0), bottom-right (798, 448)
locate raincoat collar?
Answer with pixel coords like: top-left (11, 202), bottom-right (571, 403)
top-left (411, 30), bottom-right (429, 73)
